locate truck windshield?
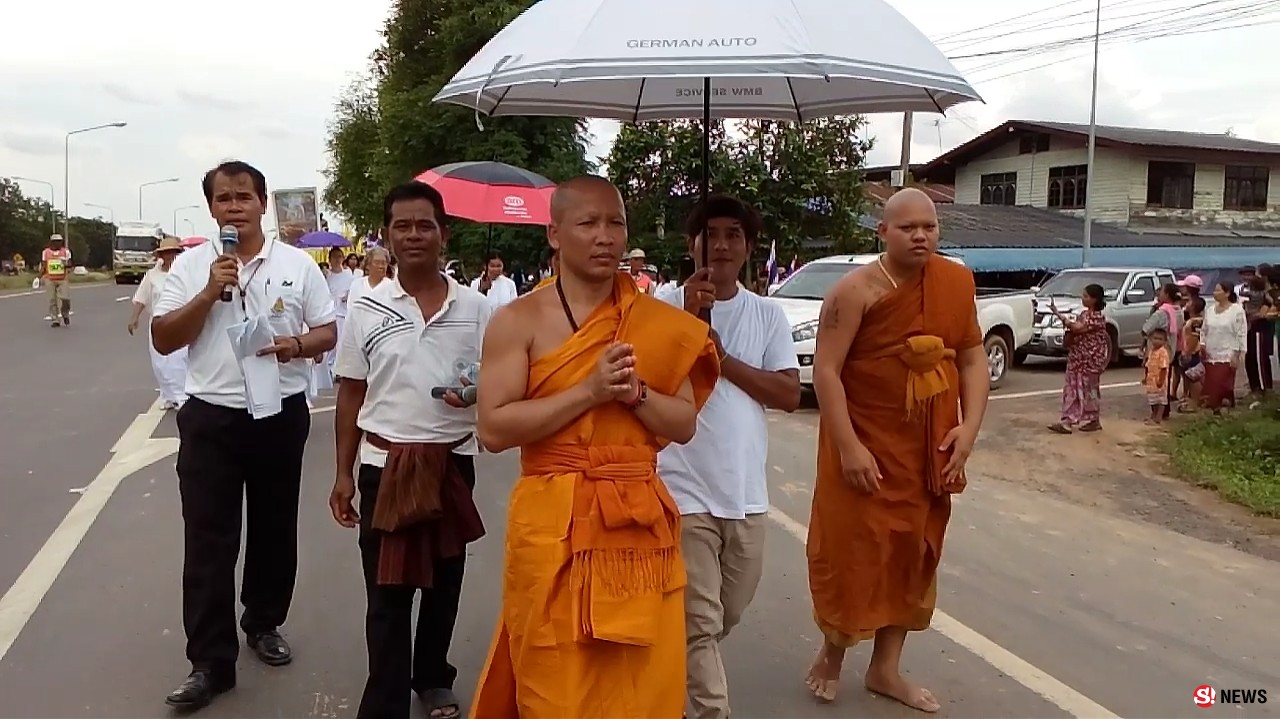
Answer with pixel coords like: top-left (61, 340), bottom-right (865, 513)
top-left (1038, 271), bottom-right (1125, 300)
top-left (772, 262), bottom-right (866, 300)
top-left (116, 236), bottom-right (158, 252)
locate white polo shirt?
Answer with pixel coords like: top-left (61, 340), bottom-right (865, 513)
top-left (153, 238), bottom-right (336, 409)
top-left (334, 275), bottom-right (492, 465)
top-left (655, 284), bottom-right (799, 519)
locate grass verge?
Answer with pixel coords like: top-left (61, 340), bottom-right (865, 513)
top-left (0, 271), bottom-right (114, 291)
top-left (1164, 398), bottom-right (1280, 517)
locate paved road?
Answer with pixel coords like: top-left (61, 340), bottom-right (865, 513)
top-left (0, 285), bottom-right (1275, 718)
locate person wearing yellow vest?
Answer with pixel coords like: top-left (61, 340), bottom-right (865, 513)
top-left (40, 234), bottom-right (73, 327)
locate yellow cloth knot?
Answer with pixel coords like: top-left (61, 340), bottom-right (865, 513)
top-left (900, 335), bottom-right (956, 420)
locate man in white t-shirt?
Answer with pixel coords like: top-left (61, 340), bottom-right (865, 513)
top-left (470, 250), bottom-right (518, 308)
top-left (655, 195), bottom-right (801, 719)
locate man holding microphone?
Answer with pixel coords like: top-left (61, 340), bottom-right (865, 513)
top-left (152, 160), bottom-right (338, 712)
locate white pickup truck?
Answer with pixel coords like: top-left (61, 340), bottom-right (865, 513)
top-left (766, 254), bottom-right (1036, 389)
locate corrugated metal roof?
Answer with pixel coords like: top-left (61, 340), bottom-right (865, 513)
top-left (1028, 121), bottom-right (1280, 155)
top-left (943, 246), bottom-right (1280, 272)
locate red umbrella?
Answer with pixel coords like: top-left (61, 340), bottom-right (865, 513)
top-left (181, 236), bottom-right (208, 248)
top-left (415, 161), bottom-right (556, 225)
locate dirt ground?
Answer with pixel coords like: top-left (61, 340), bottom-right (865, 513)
top-left (974, 385), bottom-right (1280, 562)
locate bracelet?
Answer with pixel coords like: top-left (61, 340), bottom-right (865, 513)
top-left (292, 336), bottom-right (305, 356)
top-left (625, 380), bottom-right (648, 411)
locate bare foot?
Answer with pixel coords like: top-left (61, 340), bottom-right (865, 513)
top-left (865, 668), bottom-right (941, 713)
top-left (804, 645), bottom-right (843, 703)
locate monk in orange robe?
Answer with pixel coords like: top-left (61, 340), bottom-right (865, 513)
top-left (470, 175), bottom-right (720, 719)
top-left (804, 188), bottom-right (990, 713)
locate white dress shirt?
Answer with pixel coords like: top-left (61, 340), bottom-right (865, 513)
top-left (470, 274), bottom-right (518, 309)
top-left (153, 238), bottom-right (336, 409)
top-left (334, 275), bottom-right (492, 465)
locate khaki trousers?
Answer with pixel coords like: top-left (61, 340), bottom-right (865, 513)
top-left (681, 512), bottom-right (767, 719)
top-left (45, 278), bottom-right (68, 321)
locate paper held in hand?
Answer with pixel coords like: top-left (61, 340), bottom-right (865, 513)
top-left (225, 315), bottom-right (283, 419)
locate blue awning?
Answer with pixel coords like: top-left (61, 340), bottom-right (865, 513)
top-left (940, 245), bottom-right (1280, 272)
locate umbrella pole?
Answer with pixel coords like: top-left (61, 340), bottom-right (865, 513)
top-left (698, 77), bottom-right (712, 324)
top-left (486, 223), bottom-right (493, 253)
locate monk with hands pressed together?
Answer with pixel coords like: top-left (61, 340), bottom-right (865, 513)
top-left (805, 188), bottom-right (990, 713)
top-left (468, 175), bottom-right (720, 719)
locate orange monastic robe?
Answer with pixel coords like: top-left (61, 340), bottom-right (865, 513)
top-left (806, 255), bottom-right (981, 645)
top-left (533, 275), bottom-right (556, 291)
top-left (470, 273), bottom-right (720, 719)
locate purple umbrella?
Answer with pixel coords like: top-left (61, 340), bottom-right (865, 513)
top-left (297, 231), bottom-right (351, 249)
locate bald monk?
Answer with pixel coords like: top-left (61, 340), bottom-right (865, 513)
top-left (804, 188), bottom-right (989, 713)
top-left (470, 175), bottom-right (721, 718)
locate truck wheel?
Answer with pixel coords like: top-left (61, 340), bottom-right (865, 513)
top-left (985, 334), bottom-right (1010, 389)
top-left (1107, 328), bottom-right (1122, 366)
top-left (114, 275), bottom-right (128, 285)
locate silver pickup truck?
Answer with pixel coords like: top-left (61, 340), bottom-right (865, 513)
top-left (1022, 266), bottom-right (1177, 363)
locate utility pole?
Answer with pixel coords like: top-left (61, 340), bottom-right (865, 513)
top-left (898, 111), bottom-right (914, 188)
top-left (1082, 0), bottom-right (1102, 268)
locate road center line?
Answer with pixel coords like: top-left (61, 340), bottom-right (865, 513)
top-left (766, 506), bottom-right (1119, 719)
top-left (0, 398), bottom-right (180, 664)
top-left (991, 381), bottom-right (1138, 401)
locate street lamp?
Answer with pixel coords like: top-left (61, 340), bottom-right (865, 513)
top-left (140, 177), bottom-right (180, 220)
top-left (65, 122), bottom-right (127, 240)
top-left (11, 176), bottom-right (56, 234)
top-left (84, 202), bottom-right (115, 224)
top-left (173, 204), bottom-right (200, 235)
top-left (183, 219), bottom-right (196, 235)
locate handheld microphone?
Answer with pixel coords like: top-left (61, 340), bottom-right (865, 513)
top-left (218, 225), bottom-right (238, 303)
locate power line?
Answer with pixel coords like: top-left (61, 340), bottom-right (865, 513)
top-left (960, 0), bottom-right (1277, 78)
top-left (969, 14), bottom-right (1277, 83)
top-left (939, 0), bottom-right (1172, 52)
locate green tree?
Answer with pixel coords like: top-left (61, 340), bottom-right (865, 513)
top-left (324, 0), bottom-right (593, 275)
top-left (0, 180), bottom-right (116, 270)
top-left (606, 117), bottom-right (875, 269)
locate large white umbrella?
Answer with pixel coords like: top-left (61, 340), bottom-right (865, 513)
top-left (434, 0), bottom-right (979, 293)
top-left (433, 0), bottom-right (980, 121)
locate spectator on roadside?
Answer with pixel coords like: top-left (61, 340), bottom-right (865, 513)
top-left (1048, 283), bottom-right (1110, 434)
top-left (1243, 274), bottom-right (1274, 396)
top-left (1201, 281), bottom-right (1247, 414)
top-left (1178, 296), bottom-right (1206, 413)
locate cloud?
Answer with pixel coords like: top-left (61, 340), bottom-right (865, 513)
top-left (176, 89), bottom-right (251, 112)
top-left (176, 133), bottom-right (249, 165)
top-left (255, 123), bottom-right (293, 140)
top-left (101, 82), bottom-right (159, 106)
top-left (0, 128), bottom-right (63, 157)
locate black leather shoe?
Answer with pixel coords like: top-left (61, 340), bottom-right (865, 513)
top-left (247, 630), bottom-right (292, 666)
top-left (164, 670), bottom-right (234, 711)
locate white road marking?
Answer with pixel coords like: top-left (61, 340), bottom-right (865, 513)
top-left (0, 290), bottom-right (42, 299)
top-left (991, 381), bottom-right (1138, 401)
top-left (115, 296), bottom-right (129, 302)
top-left (310, 405), bottom-right (335, 415)
top-left (0, 398), bottom-right (180, 664)
top-left (766, 506), bottom-right (1119, 719)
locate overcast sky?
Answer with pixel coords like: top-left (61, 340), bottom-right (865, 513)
top-left (2, 0), bottom-right (1275, 239)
